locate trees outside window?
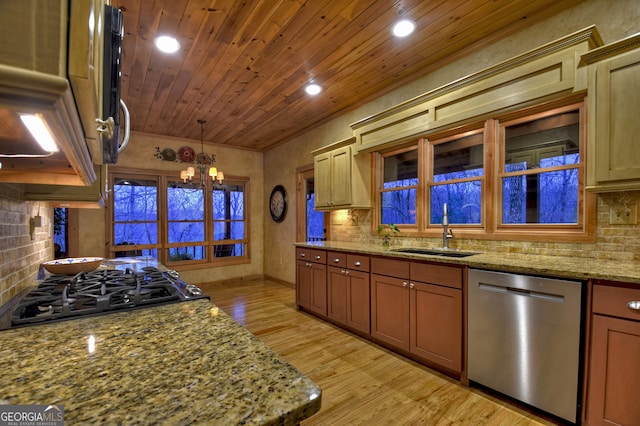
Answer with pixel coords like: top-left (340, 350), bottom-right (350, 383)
top-left (379, 148), bottom-right (418, 226)
top-left (109, 171), bottom-right (249, 265)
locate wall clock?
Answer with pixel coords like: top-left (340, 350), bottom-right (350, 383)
top-left (269, 185), bottom-right (287, 222)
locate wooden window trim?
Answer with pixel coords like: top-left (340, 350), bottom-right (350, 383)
top-left (372, 96), bottom-right (596, 243)
top-left (107, 166), bottom-right (251, 269)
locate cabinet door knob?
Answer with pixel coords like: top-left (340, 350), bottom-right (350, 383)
top-left (402, 282), bottom-right (408, 287)
top-left (409, 283), bottom-right (414, 289)
top-left (628, 301), bottom-right (640, 310)
top-left (354, 261), bottom-right (361, 266)
top-left (345, 270), bottom-right (350, 275)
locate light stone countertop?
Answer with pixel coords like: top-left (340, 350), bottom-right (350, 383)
top-left (0, 299), bottom-right (321, 425)
top-left (295, 241), bottom-right (640, 285)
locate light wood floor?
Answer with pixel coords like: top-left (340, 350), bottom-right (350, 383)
top-left (201, 279), bottom-right (560, 426)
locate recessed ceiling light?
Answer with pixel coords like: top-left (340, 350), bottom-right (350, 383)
top-left (392, 19), bottom-right (416, 38)
top-left (154, 36), bottom-right (180, 53)
top-left (305, 83), bottom-right (322, 96)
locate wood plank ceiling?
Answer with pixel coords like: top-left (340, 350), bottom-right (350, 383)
top-left (113, 0), bottom-right (584, 151)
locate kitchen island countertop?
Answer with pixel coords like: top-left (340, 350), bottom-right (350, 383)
top-left (0, 299), bottom-right (321, 425)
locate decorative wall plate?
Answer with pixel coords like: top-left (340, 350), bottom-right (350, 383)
top-left (178, 146), bottom-right (196, 163)
top-left (161, 148), bottom-right (177, 162)
top-left (196, 152), bottom-right (210, 164)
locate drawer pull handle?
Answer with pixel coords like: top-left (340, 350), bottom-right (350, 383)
top-left (333, 258), bottom-right (340, 263)
top-left (628, 301), bottom-right (640, 311)
top-left (300, 253), bottom-right (306, 258)
top-left (315, 255), bottom-right (321, 260)
top-left (354, 261), bottom-right (361, 266)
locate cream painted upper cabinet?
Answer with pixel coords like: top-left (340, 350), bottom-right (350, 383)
top-left (313, 138), bottom-right (371, 211)
top-left (583, 34), bottom-right (640, 192)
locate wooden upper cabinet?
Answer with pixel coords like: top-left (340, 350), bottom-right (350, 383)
top-left (584, 34), bottom-right (640, 192)
top-left (313, 137), bottom-right (371, 211)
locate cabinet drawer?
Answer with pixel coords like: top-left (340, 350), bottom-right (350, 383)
top-left (347, 254), bottom-right (370, 272)
top-left (328, 252), bottom-right (346, 267)
top-left (371, 257), bottom-right (409, 279)
top-left (296, 247), bottom-right (326, 264)
top-left (410, 262), bottom-right (463, 289)
top-left (593, 284), bottom-right (640, 321)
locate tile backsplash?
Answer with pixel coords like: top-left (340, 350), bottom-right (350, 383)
top-left (0, 184), bottom-right (52, 309)
top-left (331, 192), bottom-right (640, 261)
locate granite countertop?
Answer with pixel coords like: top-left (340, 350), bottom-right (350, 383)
top-left (0, 299), bottom-right (321, 425)
top-left (295, 241), bottom-right (640, 285)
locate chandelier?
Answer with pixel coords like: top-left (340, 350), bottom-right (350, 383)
top-left (180, 119), bottom-right (224, 187)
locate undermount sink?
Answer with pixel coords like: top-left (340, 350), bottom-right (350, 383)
top-left (391, 248), bottom-right (479, 258)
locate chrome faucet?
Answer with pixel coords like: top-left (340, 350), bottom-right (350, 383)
top-left (442, 203), bottom-right (454, 249)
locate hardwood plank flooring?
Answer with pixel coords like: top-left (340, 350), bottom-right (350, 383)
top-left (201, 279), bottom-right (561, 425)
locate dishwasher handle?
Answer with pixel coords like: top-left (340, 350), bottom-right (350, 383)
top-left (478, 282), bottom-right (565, 303)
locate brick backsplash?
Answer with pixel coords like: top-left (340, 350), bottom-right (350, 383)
top-left (0, 184), bottom-right (53, 309)
top-left (331, 192), bottom-right (640, 261)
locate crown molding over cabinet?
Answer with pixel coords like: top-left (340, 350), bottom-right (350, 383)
top-left (349, 26), bottom-right (602, 153)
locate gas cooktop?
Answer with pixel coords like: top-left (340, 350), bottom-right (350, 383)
top-left (11, 267), bottom-right (208, 327)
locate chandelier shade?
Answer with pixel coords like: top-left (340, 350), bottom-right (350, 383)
top-left (180, 120), bottom-right (223, 187)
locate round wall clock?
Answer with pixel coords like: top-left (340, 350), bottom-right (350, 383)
top-left (269, 185), bottom-right (287, 222)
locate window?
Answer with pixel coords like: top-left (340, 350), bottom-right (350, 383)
top-left (212, 182), bottom-right (247, 257)
top-left (373, 97), bottom-right (594, 241)
top-left (379, 147), bottom-right (418, 226)
top-left (53, 207), bottom-right (68, 258)
top-left (429, 130), bottom-right (484, 226)
top-left (113, 177), bottom-right (159, 258)
top-left (499, 105), bottom-right (581, 227)
top-left (109, 170), bottom-right (249, 267)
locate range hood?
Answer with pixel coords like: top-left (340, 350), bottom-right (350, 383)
top-left (23, 165), bottom-right (107, 209)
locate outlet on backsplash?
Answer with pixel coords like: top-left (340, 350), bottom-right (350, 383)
top-left (609, 203), bottom-right (637, 225)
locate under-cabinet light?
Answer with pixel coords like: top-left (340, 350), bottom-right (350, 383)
top-left (19, 114), bottom-right (59, 152)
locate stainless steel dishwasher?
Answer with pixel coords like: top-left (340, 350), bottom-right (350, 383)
top-left (467, 269), bottom-right (583, 423)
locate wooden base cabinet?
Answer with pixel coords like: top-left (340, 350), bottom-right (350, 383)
top-left (327, 252), bottom-right (370, 334)
top-left (295, 248), bottom-right (327, 317)
top-left (586, 283), bottom-right (640, 425)
top-left (371, 274), bottom-right (410, 350)
top-left (410, 281), bottom-right (462, 373)
top-left (370, 258), bottom-right (463, 375)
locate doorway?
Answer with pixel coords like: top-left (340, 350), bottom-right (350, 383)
top-left (297, 166), bottom-right (328, 242)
